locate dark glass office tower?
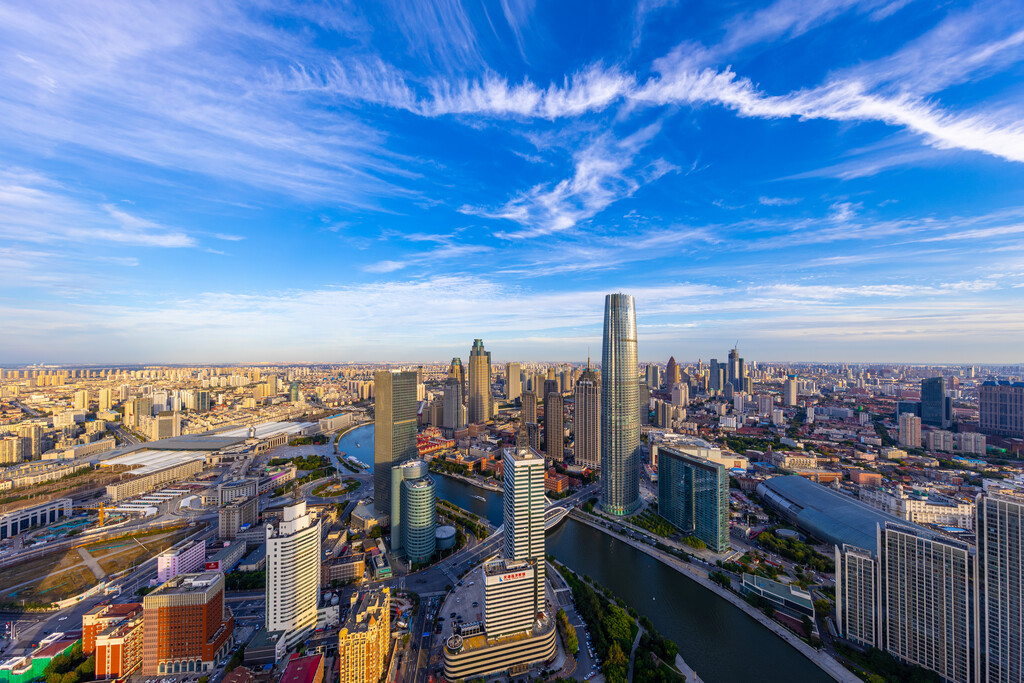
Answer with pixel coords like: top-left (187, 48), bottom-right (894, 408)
top-left (921, 376), bottom-right (952, 428)
top-left (600, 293), bottom-right (640, 515)
top-left (373, 370), bottom-right (418, 514)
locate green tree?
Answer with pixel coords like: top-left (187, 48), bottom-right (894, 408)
top-left (603, 641), bottom-right (629, 683)
top-left (605, 605), bottom-right (633, 644)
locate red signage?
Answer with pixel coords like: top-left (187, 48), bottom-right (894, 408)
top-left (205, 561), bottom-right (221, 571)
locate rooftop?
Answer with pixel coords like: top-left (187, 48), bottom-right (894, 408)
top-left (33, 635), bottom-right (80, 660)
top-left (757, 475), bottom-right (925, 552)
top-left (742, 573), bottom-right (813, 607)
top-left (150, 572), bottom-right (222, 597)
top-left (342, 588), bottom-right (389, 635)
top-left (99, 448), bottom-right (207, 475)
top-left (217, 421), bottom-right (317, 439)
top-left (279, 653), bottom-right (323, 683)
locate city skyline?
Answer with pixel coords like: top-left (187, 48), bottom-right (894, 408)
top-left (2, 1), bottom-right (1024, 363)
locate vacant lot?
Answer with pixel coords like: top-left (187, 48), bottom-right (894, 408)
top-left (0, 527), bottom-right (192, 605)
top-left (96, 529), bottom-right (189, 574)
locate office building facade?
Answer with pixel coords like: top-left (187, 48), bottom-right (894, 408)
top-left (141, 572), bottom-right (234, 675)
top-left (468, 339), bottom-right (492, 424)
top-left (574, 366), bottom-right (600, 469)
top-left (980, 381), bottom-right (1024, 438)
top-left (978, 488), bottom-right (1024, 683)
top-left (503, 446), bottom-right (546, 617)
top-left (657, 445), bottom-right (730, 552)
top-left (645, 364), bottom-right (660, 391)
top-left (483, 559), bottom-right (536, 638)
top-left (390, 459), bottom-right (436, 564)
top-left (505, 362), bottom-right (521, 401)
top-left (522, 390), bottom-right (537, 424)
top-left (266, 502), bottom-right (322, 647)
top-left (921, 377), bottom-right (953, 428)
top-left (544, 390), bottom-right (563, 462)
top-left (373, 370), bottom-right (418, 515)
top-left (784, 376), bottom-right (798, 407)
top-left (218, 496), bottom-right (257, 541)
top-left (600, 293), bottom-right (640, 516)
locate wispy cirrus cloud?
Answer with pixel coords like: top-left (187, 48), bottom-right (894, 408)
top-left (759, 196), bottom-right (802, 206)
top-left (461, 123), bottom-right (677, 238)
top-left (0, 169), bottom-right (196, 248)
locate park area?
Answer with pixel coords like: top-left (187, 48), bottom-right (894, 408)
top-left (311, 477), bottom-right (361, 497)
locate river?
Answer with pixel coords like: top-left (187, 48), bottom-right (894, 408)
top-left (336, 423), bottom-right (375, 470)
top-left (348, 424), bottom-right (831, 682)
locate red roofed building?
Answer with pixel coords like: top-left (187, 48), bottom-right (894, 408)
top-left (222, 667), bottom-right (254, 683)
top-left (279, 653), bottom-right (324, 683)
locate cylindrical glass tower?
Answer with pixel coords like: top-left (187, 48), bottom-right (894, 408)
top-left (402, 469), bottom-right (437, 564)
top-left (600, 292), bottom-right (640, 515)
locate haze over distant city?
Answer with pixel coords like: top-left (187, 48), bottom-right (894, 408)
top-left (2, 0), bottom-right (1023, 363)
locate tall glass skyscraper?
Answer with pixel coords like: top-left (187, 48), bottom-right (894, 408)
top-left (373, 370), bottom-right (418, 515)
top-left (600, 293), bottom-right (640, 515)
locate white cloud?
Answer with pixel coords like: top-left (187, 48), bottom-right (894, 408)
top-left (0, 169), bottom-right (196, 248)
top-left (759, 196), bottom-right (801, 206)
top-left (462, 124), bottom-right (675, 237)
top-left (3, 274), bottom-right (1019, 363)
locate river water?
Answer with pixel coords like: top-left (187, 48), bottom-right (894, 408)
top-left (345, 424), bottom-right (830, 683)
top-left (337, 423), bottom-right (375, 470)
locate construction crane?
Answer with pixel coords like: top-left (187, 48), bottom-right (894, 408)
top-left (76, 503), bottom-right (106, 526)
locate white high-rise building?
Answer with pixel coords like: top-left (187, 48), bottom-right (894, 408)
top-left (880, 523), bottom-right (975, 683)
top-left (266, 501), bottom-right (321, 647)
top-left (978, 487), bottom-right (1024, 683)
top-left (835, 543), bottom-right (878, 649)
top-left (483, 558), bottom-right (536, 639)
top-left (502, 446), bottom-right (546, 617)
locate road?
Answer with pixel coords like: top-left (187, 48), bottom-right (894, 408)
top-left (547, 559), bottom-right (597, 680)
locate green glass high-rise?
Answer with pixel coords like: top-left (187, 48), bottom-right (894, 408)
top-left (393, 460), bottom-right (436, 564)
top-left (600, 293), bottom-right (640, 515)
top-left (657, 445), bottom-right (730, 552)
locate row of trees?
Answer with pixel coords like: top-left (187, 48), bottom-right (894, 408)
top-left (555, 608), bottom-right (579, 655)
top-left (43, 642), bottom-right (93, 683)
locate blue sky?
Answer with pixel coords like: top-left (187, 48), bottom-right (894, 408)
top-left (2, 0), bottom-right (1023, 364)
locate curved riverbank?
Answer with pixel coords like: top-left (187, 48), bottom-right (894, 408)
top-left (431, 469), bottom-right (502, 493)
top-left (564, 510), bottom-right (857, 683)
